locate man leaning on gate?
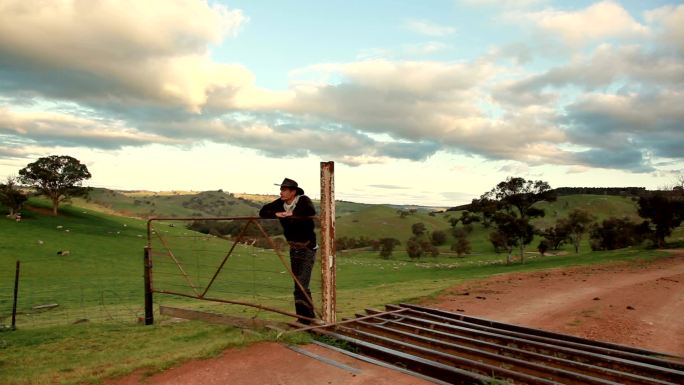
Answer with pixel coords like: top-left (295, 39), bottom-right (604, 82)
top-left (259, 178), bottom-right (318, 324)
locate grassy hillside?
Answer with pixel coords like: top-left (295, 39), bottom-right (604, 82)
top-left (81, 188), bottom-right (262, 218)
top-left (334, 194), bottom-right (678, 257)
top-left (336, 205), bottom-right (449, 240)
top-left (533, 194), bottom-right (641, 229)
top-left (80, 188), bottom-right (374, 220)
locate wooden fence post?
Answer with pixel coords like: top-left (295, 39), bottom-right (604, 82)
top-left (320, 161), bottom-right (336, 324)
top-left (143, 247), bottom-right (154, 325)
top-left (11, 260), bottom-right (20, 330)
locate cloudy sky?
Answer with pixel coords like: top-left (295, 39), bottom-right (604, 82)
top-left (1, 0), bottom-right (683, 206)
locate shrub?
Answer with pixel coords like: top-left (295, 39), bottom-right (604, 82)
top-left (430, 230), bottom-right (447, 246)
top-left (451, 236), bottom-right (471, 257)
top-left (378, 238), bottom-right (400, 259)
top-left (589, 217), bottom-right (652, 251)
top-left (406, 238), bottom-right (423, 259)
top-left (411, 222), bottom-right (427, 236)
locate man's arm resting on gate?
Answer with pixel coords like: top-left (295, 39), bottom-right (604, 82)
top-left (259, 199), bottom-right (281, 218)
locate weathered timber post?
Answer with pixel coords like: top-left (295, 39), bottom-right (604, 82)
top-left (143, 246), bottom-right (154, 325)
top-left (11, 260), bottom-right (20, 330)
top-left (320, 161), bottom-right (336, 324)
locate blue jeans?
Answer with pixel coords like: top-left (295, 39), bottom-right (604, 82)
top-left (290, 247), bottom-right (316, 322)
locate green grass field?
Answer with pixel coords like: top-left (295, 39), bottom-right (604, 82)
top-left (0, 193), bottom-right (681, 385)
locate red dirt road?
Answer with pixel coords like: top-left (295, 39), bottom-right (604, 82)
top-left (109, 252), bottom-right (683, 385)
top-left (428, 251), bottom-right (684, 356)
top-left (108, 342), bottom-right (433, 385)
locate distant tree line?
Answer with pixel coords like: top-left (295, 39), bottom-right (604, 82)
top-left (447, 186), bottom-right (649, 212)
top-left (336, 236), bottom-right (377, 251)
top-left (186, 219), bottom-right (286, 250)
top-left (551, 187), bottom-right (647, 196)
top-left (463, 176), bottom-right (684, 263)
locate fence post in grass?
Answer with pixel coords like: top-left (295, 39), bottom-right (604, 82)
top-left (320, 161), bottom-right (336, 324)
top-left (11, 260), bottom-right (20, 330)
top-left (143, 246), bottom-right (154, 325)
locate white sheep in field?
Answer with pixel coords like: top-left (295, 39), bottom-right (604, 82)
top-left (57, 250), bottom-right (70, 256)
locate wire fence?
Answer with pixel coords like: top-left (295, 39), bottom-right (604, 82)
top-left (0, 254), bottom-right (144, 329)
top-left (146, 217), bottom-right (323, 324)
top-left (0, 217), bottom-right (328, 330)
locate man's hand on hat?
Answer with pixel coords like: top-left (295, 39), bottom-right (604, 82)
top-left (275, 212), bottom-right (293, 218)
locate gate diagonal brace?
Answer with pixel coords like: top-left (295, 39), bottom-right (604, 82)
top-left (200, 218), bottom-right (255, 298)
top-left (152, 227), bottom-right (200, 296)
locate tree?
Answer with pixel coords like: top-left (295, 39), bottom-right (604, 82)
top-left (459, 210), bottom-right (480, 225)
top-left (420, 238), bottom-right (439, 257)
top-left (537, 224), bottom-right (569, 250)
top-left (476, 177), bottom-right (555, 263)
top-left (18, 155), bottom-right (91, 215)
top-left (411, 222), bottom-right (427, 237)
top-left (537, 239), bottom-right (550, 256)
top-left (674, 174), bottom-right (684, 192)
top-left (637, 193), bottom-right (684, 248)
top-left (0, 177), bottom-right (28, 218)
top-left (561, 209), bottom-right (596, 254)
top-left (483, 177), bottom-right (556, 218)
top-left (590, 217), bottom-right (651, 251)
top-left (451, 228), bottom-right (471, 257)
top-left (407, 222), bottom-right (438, 258)
top-left (489, 229), bottom-right (512, 255)
top-left (378, 238), bottom-right (400, 259)
top-left (491, 212), bottom-right (534, 264)
top-left (406, 238), bottom-right (423, 259)
top-left (468, 198), bottom-right (497, 228)
top-left (430, 230), bottom-right (447, 246)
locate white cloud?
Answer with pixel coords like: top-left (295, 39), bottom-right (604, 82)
top-left (494, 44), bottom-right (684, 104)
top-left (280, 59), bottom-right (577, 166)
top-left (0, 0), bottom-right (681, 176)
top-left (405, 19), bottom-right (456, 37)
top-left (646, 4), bottom-right (684, 55)
top-left (0, 0), bottom-right (251, 112)
top-left (518, 1), bottom-right (648, 47)
top-left (0, 144), bottom-right (32, 159)
top-left (0, 106), bottom-right (180, 148)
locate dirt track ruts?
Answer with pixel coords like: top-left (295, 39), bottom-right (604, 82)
top-left (428, 251), bottom-right (684, 356)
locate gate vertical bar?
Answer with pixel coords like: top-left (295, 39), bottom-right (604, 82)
top-left (320, 161), bottom-right (336, 324)
top-left (143, 246), bottom-right (154, 325)
top-left (11, 260), bottom-right (20, 330)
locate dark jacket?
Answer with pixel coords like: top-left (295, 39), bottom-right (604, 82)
top-left (259, 195), bottom-right (317, 249)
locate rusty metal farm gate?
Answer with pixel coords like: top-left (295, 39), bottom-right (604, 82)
top-left (142, 162), bottom-right (336, 326)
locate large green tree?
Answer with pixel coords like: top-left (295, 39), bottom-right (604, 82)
top-left (19, 155), bottom-right (92, 215)
top-left (476, 177), bottom-right (556, 263)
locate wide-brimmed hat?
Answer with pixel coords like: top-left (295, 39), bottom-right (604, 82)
top-left (275, 178), bottom-right (304, 195)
